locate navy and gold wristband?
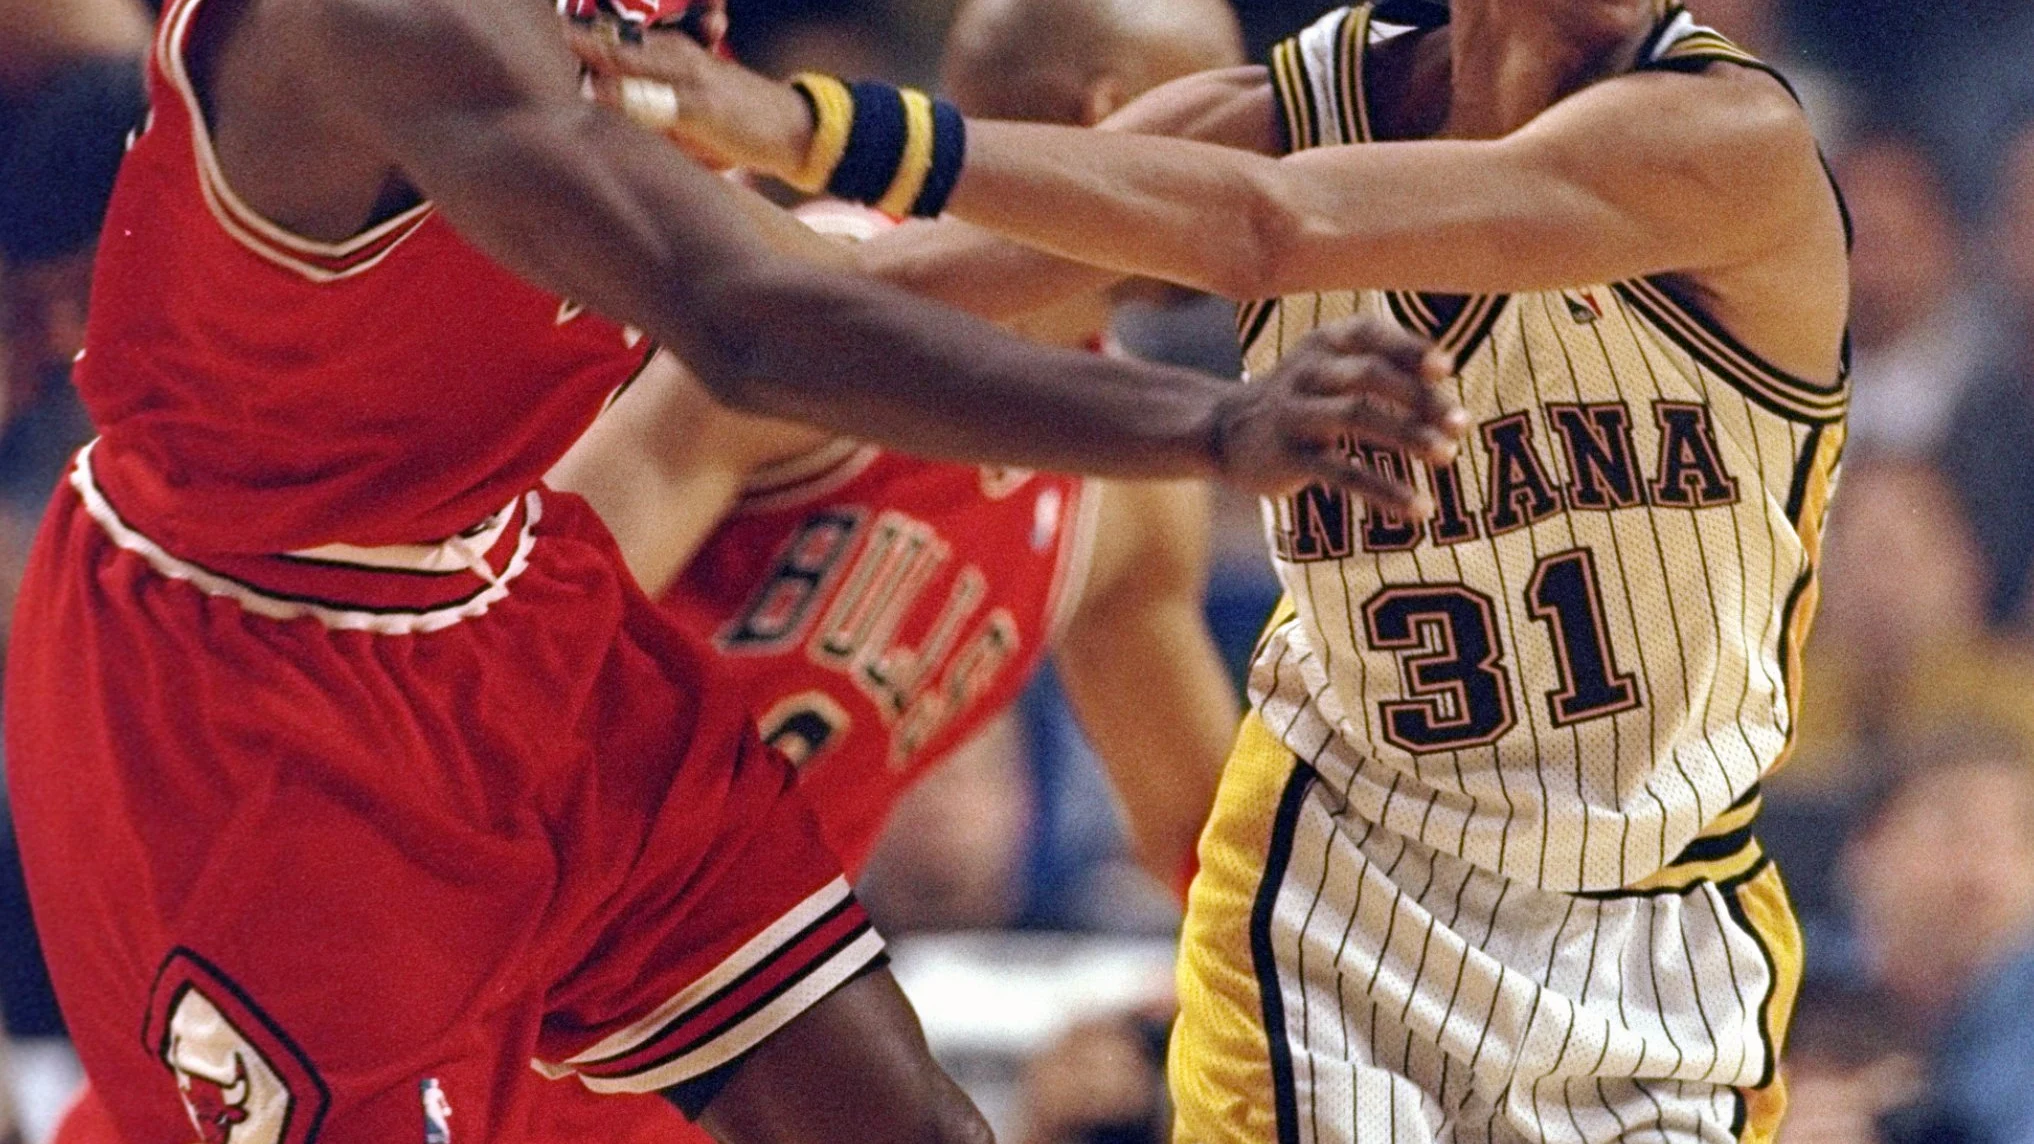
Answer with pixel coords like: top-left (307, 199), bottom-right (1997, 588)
top-left (788, 74), bottom-right (967, 219)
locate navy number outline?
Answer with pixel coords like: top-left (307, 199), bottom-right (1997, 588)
top-left (1360, 547), bottom-right (1642, 753)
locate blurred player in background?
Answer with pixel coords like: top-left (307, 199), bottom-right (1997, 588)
top-left (549, 1), bottom-right (1246, 1138)
top-left (577, 0), bottom-right (1851, 1139)
top-left (2, 0), bottom-right (1465, 1134)
top-left (560, 0), bottom-right (1249, 893)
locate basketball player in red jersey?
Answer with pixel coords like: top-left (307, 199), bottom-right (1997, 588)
top-left (0, 0), bottom-right (1468, 1134)
top-left (42, 5), bottom-right (1260, 1140)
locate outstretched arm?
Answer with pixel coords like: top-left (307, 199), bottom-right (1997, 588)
top-left (579, 31), bottom-right (1835, 301)
top-left (300, 0), bottom-right (1458, 501)
top-left (939, 67), bottom-right (1832, 300)
top-left (1053, 478), bottom-right (1236, 896)
top-left (849, 66), bottom-right (1284, 322)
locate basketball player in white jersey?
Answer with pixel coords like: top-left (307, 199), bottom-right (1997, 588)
top-left (574, 2), bottom-right (1849, 1142)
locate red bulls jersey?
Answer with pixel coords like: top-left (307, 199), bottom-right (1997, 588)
top-left (75, 0), bottom-right (652, 556)
top-left (664, 446), bottom-right (1098, 870)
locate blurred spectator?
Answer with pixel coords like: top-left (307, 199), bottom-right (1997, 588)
top-left (1941, 125), bottom-right (2034, 628)
top-left (1839, 135), bottom-right (1982, 458)
top-left (1776, 982), bottom-right (1922, 1144)
top-left (0, 0), bottom-right (148, 518)
top-left (1768, 459), bottom-right (2034, 939)
top-left (1843, 726), bottom-right (2034, 1144)
top-left (1786, 459), bottom-right (2034, 785)
top-left (1016, 1013), bottom-right (1168, 1144)
top-left (1791, 1), bottom-right (2034, 213)
top-left (739, 13), bottom-right (902, 83)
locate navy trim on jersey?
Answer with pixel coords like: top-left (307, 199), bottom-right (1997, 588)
top-left (1253, 761), bottom-right (1315, 1144)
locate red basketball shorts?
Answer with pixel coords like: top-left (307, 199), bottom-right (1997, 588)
top-left (3, 445), bottom-right (881, 1142)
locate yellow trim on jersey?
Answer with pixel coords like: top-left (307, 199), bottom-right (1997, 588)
top-left (1655, 29), bottom-right (1766, 71)
top-left (1623, 788), bottom-right (1765, 893)
top-left (1779, 423), bottom-right (1846, 735)
top-left (1727, 861), bottom-right (1802, 1144)
top-left (1170, 714), bottom-right (1301, 1144)
top-left (1628, 839), bottom-right (1764, 894)
top-left (1270, 36), bottom-right (1315, 157)
top-left (1337, 6), bottom-right (1371, 146)
top-left (1616, 279), bottom-right (1848, 425)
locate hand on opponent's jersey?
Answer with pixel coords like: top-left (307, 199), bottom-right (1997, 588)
top-left (1216, 318), bottom-right (1461, 508)
top-left (564, 30), bottom-right (1466, 509)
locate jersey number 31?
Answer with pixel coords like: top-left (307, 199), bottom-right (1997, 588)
top-left (1362, 548), bottom-right (1642, 753)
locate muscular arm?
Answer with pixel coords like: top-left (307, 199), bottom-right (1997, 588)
top-left (295, 0), bottom-right (1448, 496)
top-left (596, 31), bottom-right (1841, 348)
top-left (943, 67), bottom-right (1834, 301)
top-left (850, 67), bottom-right (1282, 322)
top-left (1053, 479), bottom-right (1235, 894)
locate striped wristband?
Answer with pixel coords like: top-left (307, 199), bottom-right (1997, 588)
top-left (789, 74), bottom-right (967, 219)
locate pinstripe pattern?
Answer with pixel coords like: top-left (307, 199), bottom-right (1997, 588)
top-left (1246, 6), bottom-right (1845, 895)
top-left (1263, 763), bottom-right (1786, 1144)
top-left (1169, 8), bottom-right (1835, 1143)
top-left (1171, 719), bottom-right (1802, 1144)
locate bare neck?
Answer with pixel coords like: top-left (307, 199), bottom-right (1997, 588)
top-left (1442, 2), bottom-right (1659, 138)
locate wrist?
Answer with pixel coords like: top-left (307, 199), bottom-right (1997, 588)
top-left (1201, 384), bottom-right (1250, 483)
top-left (784, 75), bottom-right (968, 218)
top-left (765, 80), bottom-right (821, 181)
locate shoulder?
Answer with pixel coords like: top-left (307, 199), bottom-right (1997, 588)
top-left (295, 0), bottom-right (562, 110)
top-left (1531, 64), bottom-right (1817, 174)
top-left (1514, 62), bottom-right (1834, 244)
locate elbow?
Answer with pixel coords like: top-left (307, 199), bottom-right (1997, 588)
top-left (1218, 172), bottom-right (1307, 301)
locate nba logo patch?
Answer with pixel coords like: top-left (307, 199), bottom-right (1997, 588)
top-left (421, 1079), bottom-right (452, 1144)
top-left (1564, 290), bottom-right (1605, 324)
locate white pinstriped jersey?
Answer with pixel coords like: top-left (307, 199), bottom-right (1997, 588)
top-left (1242, 6), bottom-right (1848, 893)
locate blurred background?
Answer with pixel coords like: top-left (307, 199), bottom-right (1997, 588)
top-left (5, 0), bottom-right (2034, 1142)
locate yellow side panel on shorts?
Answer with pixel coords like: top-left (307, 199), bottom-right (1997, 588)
top-left (1730, 861), bottom-right (1804, 1144)
top-left (1170, 713), bottom-right (1296, 1144)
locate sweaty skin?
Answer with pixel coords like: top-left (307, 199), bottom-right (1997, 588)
top-left (571, 0), bottom-right (1847, 390)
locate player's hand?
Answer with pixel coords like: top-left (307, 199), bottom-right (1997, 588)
top-left (566, 21), bottom-right (811, 180)
top-left (1212, 317), bottom-right (1463, 513)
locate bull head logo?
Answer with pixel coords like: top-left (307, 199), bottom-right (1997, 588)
top-left (159, 987), bottom-right (294, 1144)
top-left (176, 1056), bottom-right (252, 1144)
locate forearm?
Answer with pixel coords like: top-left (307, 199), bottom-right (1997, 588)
top-left (1056, 591), bottom-right (1236, 892)
top-left (403, 109), bottom-right (1235, 480)
top-left (945, 121), bottom-right (1288, 300)
top-left (714, 271), bottom-right (1232, 480)
top-left (945, 123), bottom-right (1549, 300)
top-left (856, 219), bottom-right (1123, 324)
top-left (721, 177), bottom-right (1118, 325)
